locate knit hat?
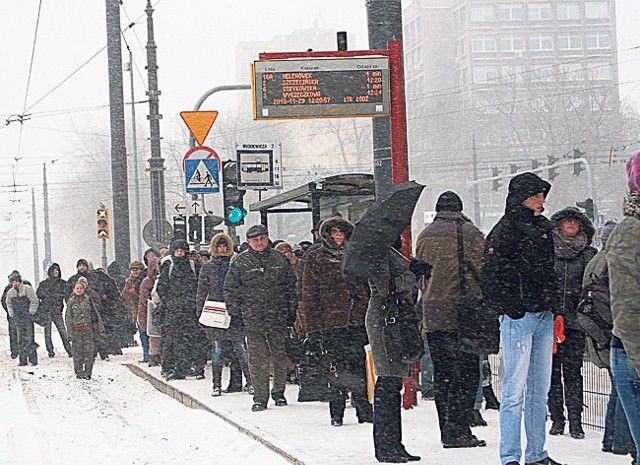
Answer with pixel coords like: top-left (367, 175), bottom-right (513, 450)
top-left (129, 260), bottom-right (145, 270)
top-left (7, 270), bottom-right (22, 282)
top-left (76, 277), bottom-right (89, 290)
top-left (627, 151), bottom-right (640, 193)
top-left (170, 239), bottom-right (190, 253)
top-left (435, 191), bottom-right (463, 212)
top-left (76, 258), bottom-right (89, 268)
top-left (246, 224), bottom-right (268, 239)
top-left (275, 242), bottom-right (293, 254)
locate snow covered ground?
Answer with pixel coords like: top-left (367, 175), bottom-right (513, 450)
top-left (0, 321), bottom-right (633, 465)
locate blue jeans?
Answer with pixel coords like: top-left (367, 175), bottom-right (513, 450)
top-left (421, 334), bottom-right (433, 395)
top-left (611, 347), bottom-right (640, 454)
top-left (604, 369), bottom-right (636, 454)
top-left (138, 329), bottom-right (149, 361)
top-left (499, 311), bottom-right (554, 465)
top-left (211, 339), bottom-right (248, 368)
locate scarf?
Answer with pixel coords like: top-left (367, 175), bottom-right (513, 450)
top-left (623, 192), bottom-right (640, 220)
top-left (552, 228), bottom-right (587, 260)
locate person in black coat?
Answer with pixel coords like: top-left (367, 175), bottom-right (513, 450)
top-left (1, 282), bottom-right (19, 359)
top-left (548, 207), bottom-right (597, 439)
top-left (37, 263), bottom-right (72, 358)
top-left (481, 172), bottom-right (562, 465)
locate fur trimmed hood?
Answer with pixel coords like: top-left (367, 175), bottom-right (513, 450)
top-left (550, 207), bottom-right (596, 245)
top-left (208, 232), bottom-right (234, 257)
top-left (319, 215), bottom-right (354, 249)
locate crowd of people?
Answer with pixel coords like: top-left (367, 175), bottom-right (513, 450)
top-left (3, 153), bottom-right (640, 465)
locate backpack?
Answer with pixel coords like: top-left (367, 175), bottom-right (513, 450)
top-left (150, 256), bottom-right (196, 304)
top-left (576, 270), bottom-right (612, 368)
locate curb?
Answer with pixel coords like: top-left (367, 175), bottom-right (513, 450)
top-left (125, 363), bottom-right (305, 465)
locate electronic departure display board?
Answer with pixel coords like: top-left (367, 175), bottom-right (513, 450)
top-left (252, 57), bottom-right (391, 120)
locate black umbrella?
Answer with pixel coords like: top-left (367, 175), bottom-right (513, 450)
top-left (341, 180), bottom-right (425, 296)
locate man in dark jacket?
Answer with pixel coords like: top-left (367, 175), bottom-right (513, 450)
top-left (548, 207), bottom-right (597, 439)
top-left (224, 224), bottom-right (298, 412)
top-left (4, 271), bottom-right (39, 366)
top-left (37, 263), bottom-right (73, 358)
top-left (481, 172), bottom-right (562, 465)
top-left (1, 281), bottom-right (19, 358)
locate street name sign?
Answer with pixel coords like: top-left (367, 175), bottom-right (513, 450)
top-left (236, 143), bottom-right (282, 189)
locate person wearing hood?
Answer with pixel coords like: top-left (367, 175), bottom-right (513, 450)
top-left (137, 255), bottom-right (161, 367)
top-left (300, 215), bottom-right (373, 427)
top-left (4, 271), bottom-right (39, 366)
top-left (607, 151), bottom-right (640, 452)
top-left (197, 232), bottom-right (251, 397)
top-left (37, 263), bottom-right (72, 358)
top-left (2, 279), bottom-right (19, 359)
top-left (481, 172), bottom-right (561, 465)
top-left (547, 207), bottom-right (597, 439)
top-left (156, 239), bottom-right (203, 381)
top-left (224, 224), bottom-right (298, 412)
top-left (415, 191), bottom-right (487, 449)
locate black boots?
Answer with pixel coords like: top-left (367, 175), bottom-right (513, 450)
top-left (470, 409), bottom-right (488, 427)
top-left (483, 384), bottom-right (500, 410)
top-left (549, 421), bottom-right (564, 436)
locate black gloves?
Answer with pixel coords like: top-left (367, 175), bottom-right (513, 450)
top-left (409, 258), bottom-right (433, 280)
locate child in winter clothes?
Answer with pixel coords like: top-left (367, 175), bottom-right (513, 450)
top-left (65, 278), bottom-right (104, 379)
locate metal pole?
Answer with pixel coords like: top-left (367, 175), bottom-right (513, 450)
top-left (102, 238), bottom-right (108, 269)
top-left (42, 163), bottom-right (52, 264)
top-left (128, 48), bottom-right (143, 259)
top-left (105, 0), bottom-right (131, 267)
top-left (145, 0), bottom-right (167, 245)
top-left (31, 188), bottom-right (40, 284)
top-left (472, 135), bottom-right (481, 227)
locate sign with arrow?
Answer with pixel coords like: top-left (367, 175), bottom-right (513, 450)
top-left (185, 158), bottom-right (219, 194)
top-left (174, 202), bottom-right (186, 214)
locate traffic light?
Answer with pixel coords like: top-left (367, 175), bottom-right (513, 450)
top-left (492, 167), bottom-right (503, 191)
top-left (96, 208), bottom-right (109, 240)
top-left (576, 198), bottom-right (595, 222)
top-left (510, 163), bottom-right (518, 174)
top-left (188, 215), bottom-right (203, 244)
top-left (573, 148), bottom-right (585, 176)
top-left (173, 215), bottom-right (187, 241)
top-left (531, 159), bottom-right (541, 170)
top-left (222, 160), bottom-right (247, 226)
top-left (547, 154), bottom-right (559, 181)
top-left (204, 215), bottom-right (224, 243)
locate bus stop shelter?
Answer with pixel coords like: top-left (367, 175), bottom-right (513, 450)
top-left (248, 173), bottom-right (375, 230)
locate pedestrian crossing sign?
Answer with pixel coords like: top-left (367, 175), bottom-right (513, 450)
top-left (185, 158), bottom-right (219, 194)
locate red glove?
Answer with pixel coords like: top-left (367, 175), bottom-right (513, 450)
top-left (553, 315), bottom-right (566, 354)
top-left (402, 361), bottom-right (421, 410)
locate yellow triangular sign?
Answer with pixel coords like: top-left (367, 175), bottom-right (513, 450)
top-left (180, 111), bottom-right (219, 146)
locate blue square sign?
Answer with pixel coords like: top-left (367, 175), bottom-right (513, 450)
top-left (185, 158), bottom-right (219, 194)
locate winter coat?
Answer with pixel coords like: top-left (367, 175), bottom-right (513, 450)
top-left (300, 216), bottom-right (369, 335)
top-left (137, 256), bottom-right (158, 334)
top-left (607, 192), bottom-right (640, 374)
top-left (415, 211), bottom-right (485, 333)
top-left (224, 245), bottom-right (297, 334)
top-left (550, 207), bottom-right (597, 332)
top-left (5, 283), bottom-right (38, 318)
top-left (66, 270), bottom-right (100, 301)
top-left (156, 255), bottom-right (200, 326)
top-left (196, 233), bottom-right (244, 340)
top-left (365, 248), bottom-right (416, 378)
top-left (36, 263), bottom-right (67, 315)
top-left (481, 173), bottom-right (559, 319)
top-left (65, 294), bottom-right (104, 333)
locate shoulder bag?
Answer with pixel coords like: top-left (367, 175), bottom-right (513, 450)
top-left (198, 300), bottom-right (231, 329)
top-left (381, 279), bottom-right (424, 365)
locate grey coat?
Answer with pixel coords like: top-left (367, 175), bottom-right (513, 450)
top-left (365, 248), bottom-right (416, 378)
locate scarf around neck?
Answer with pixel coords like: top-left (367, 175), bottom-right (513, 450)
top-left (552, 228), bottom-right (587, 259)
top-left (623, 192), bottom-right (640, 220)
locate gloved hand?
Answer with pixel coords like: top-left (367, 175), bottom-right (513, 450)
top-left (409, 258), bottom-right (432, 280)
top-left (553, 315), bottom-right (566, 354)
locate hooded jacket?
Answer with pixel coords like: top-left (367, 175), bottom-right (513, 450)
top-left (36, 263), bottom-right (67, 314)
top-left (300, 216), bottom-right (369, 335)
top-left (5, 282), bottom-right (38, 318)
top-left (137, 256), bottom-right (158, 332)
top-left (481, 173), bottom-right (559, 319)
top-left (550, 207), bottom-right (597, 331)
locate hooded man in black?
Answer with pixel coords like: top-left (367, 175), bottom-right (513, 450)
top-left (37, 263), bottom-right (72, 358)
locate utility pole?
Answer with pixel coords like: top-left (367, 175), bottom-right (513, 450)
top-left (471, 135), bottom-right (481, 228)
top-left (31, 188), bottom-right (40, 284)
top-left (145, 0), bottom-right (167, 245)
top-left (127, 48), bottom-right (143, 259)
top-left (42, 163), bottom-right (52, 265)
top-left (105, 0), bottom-right (131, 266)
top-left (366, 0), bottom-right (404, 198)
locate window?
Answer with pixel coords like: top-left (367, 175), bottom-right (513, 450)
top-left (472, 36), bottom-right (497, 52)
top-left (471, 4), bottom-right (495, 22)
top-left (502, 65), bottom-right (525, 82)
top-left (530, 65), bottom-right (555, 82)
top-left (586, 62), bottom-right (612, 80)
top-left (561, 63), bottom-right (584, 81)
top-left (557, 3), bottom-right (581, 20)
top-left (529, 35), bottom-right (554, 51)
top-left (528, 3), bottom-right (552, 20)
top-left (500, 36), bottom-right (526, 52)
top-left (586, 2), bottom-right (609, 19)
top-left (586, 32), bottom-right (610, 49)
top-left (558, 33), bottom-right (582, 50)
top-left (473, 66), bottom-right (498, 83)
top-left (499, 3), bottom-right (524, 21)
top-left (456, 39), bottom-right (468, 58)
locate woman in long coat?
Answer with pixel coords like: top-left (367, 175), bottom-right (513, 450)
top-left (137, 256), bottom-right (161, 366)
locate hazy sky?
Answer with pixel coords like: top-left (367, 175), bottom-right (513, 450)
top-left (0, 0), bottom-right (638, 277)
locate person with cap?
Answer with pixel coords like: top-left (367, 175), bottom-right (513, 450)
top-left (481, 172), bottom-right (562, 465)
top-left (66, 277), bottom-right (104, 379)
top-left (4, 271), bottom-right (39, 366)
top-left (197, 232), bottom-right (252, 397)
top-left (37, 263), bottom-right (72, 358)
top-left (300, 214), bottom-right (373, 426)
top-left (275, 242), bottom-right (299, 270)
top-left (224, 224), bottom-right (298, 412)
top-left (607, 150), bottom-right (640, 453)
top-left (415, 191), bottom-right (487, 449)
top-left (122, 260), bottom-right (147, 362)
top-left (2, 279), bottom-right (20, 359)
top-left (156, 239), bottom-right (203, 381)
top-left (66, 259), bottom-right (98, 300)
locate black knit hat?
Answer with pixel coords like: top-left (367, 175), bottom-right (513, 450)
top-left (170, 239), bottom-right (190, 253)
top-left (7, 270), bottom-right (22, 282)
top-left (435, 191), bottom-right (463, 212)
top-left (76, 258), bottom-right (89, 268)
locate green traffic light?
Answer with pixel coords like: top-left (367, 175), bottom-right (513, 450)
top-left (227, 207), bottom-right (247, 224)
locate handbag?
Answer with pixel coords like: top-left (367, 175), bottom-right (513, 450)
top-left (32, 302), bottom-right (51, 327)
top-left (198, 300), bottom-right (231, 329)
top-left (381, 280), bottom-right (424, 365)
top-left (456, 222), bottom-right (499, 354)
top-left (296, 337), bottom-right (330, 402)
